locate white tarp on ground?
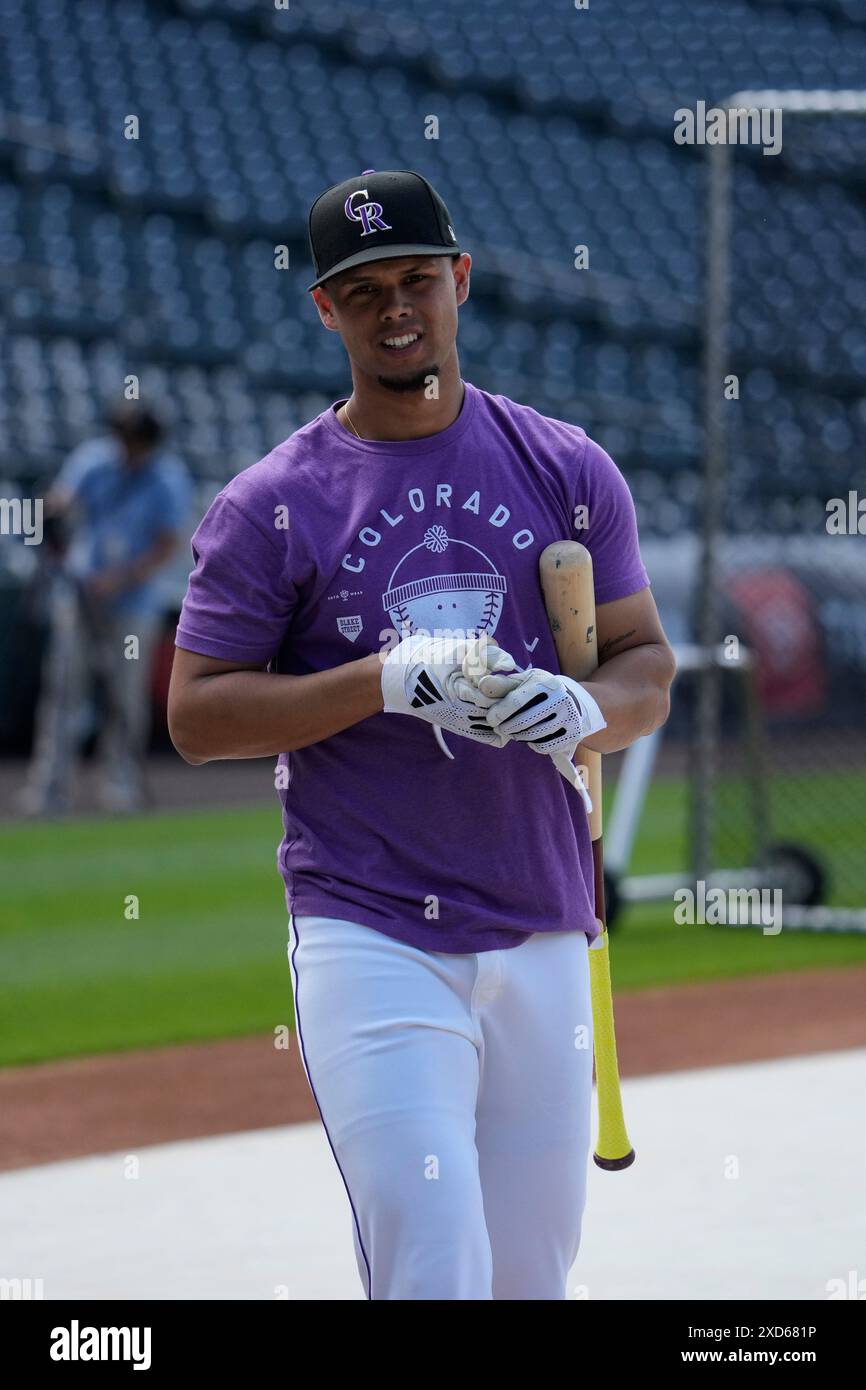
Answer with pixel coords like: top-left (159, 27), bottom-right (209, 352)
top-left (2, 1048), bottom-right (864, 1301)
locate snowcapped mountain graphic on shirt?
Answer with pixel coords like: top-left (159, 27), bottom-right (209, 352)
top-left (175, 379), bottom-right (650, 953)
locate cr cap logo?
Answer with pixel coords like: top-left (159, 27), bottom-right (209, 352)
top-left (344, 188), bottom-right (393, 237)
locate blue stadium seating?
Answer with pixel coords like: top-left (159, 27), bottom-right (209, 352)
top-left (0, 0), bottom-right (863, 537)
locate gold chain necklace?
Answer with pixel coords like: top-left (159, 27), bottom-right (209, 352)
top-left (342, 403), bottom-right (362, 439)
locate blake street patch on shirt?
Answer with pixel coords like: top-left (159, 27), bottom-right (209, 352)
top-left (337, 615), bottom-right (363, 642)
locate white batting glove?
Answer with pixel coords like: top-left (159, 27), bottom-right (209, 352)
top-left (381, 633), bottom-right (520, 748)
top-left (462, 661), bottom-right (607, 811)
top-left (483, 668), bottom-right (606, 747)
top-left (455, 643), bottom-right (536, 703)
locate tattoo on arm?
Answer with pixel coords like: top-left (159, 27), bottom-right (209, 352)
top-left (598, 629), bottom-right (637, 662)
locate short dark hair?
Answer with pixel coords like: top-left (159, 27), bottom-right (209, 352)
top-left (105, 401), bottom-right (164, 447)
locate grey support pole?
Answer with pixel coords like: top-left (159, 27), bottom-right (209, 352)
top-left (694, 137), bottom-right (731, 884)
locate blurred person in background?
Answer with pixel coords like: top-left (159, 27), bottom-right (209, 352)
top-left (19, 401), bottom-right (192, 816)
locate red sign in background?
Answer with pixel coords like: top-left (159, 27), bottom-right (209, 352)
top-left (725, 570), bottom-right (826, 718)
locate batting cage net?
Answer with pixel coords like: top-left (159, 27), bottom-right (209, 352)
top-left (694, 94), bottom-right (866, 929)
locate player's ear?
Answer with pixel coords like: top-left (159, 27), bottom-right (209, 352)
top-left (311, 284), bottom-right (340, 329)
top-left (452, 253), bottom-right (471, 304)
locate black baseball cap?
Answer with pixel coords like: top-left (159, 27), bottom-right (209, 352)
top-left (306, 168), bottom-right (462, 293)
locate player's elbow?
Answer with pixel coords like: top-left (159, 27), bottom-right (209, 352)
top-left (663, 645), bottom-right (677, 708)
top-left (656, 651), bottom-right (677, 728)
top-left (643, 645), bottom-right (676, 735)
top-left (174, 741), bottom-right (209, 767)
top-left (656, 683), bottom-right (672, 730)
top-left (169, 723), bottom-right (210, 766)
top-left (167, 691), bottom-right (211, 765)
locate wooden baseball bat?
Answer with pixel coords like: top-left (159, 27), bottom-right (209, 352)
top-left (539, 540), bottom-right (635, 1171)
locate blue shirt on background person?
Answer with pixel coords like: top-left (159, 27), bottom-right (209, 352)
top-left (18, 403), bottom-right (194, 818)
top-left (54, 431), bottom-right (192, 619)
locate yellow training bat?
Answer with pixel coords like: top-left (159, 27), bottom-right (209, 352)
top-left (539, 540), bottom-right (635, 1171)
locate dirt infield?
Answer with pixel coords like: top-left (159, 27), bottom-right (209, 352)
top-left (2, 964), bottom-right (865, 1173)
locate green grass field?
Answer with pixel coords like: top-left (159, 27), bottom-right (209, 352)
top-left (1, 770), bottom-right (865, 1066)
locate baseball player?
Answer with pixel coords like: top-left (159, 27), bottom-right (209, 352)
top-left (168, 169), bottom-right (676, 1300)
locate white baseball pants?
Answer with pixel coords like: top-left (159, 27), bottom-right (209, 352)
top-left (288, 914), bottom-right (594, 1300)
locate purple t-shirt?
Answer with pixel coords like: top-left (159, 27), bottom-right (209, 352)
top-left (175, 380), bottom-right (650, 953)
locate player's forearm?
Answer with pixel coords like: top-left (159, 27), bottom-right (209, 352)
top-left (170, 652), bottom-right (385, 764)
top-left (578, 643), bottom-right (676, 754)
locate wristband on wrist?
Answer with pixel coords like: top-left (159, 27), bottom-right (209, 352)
top-left (563, 677), bottom-right (607, 738)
